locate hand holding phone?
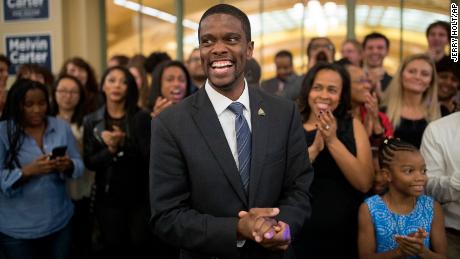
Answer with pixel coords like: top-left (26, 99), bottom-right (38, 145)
top-left (50, 146), bottom-right (67, 160)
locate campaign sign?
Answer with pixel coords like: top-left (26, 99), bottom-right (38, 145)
top-left (5, 34), bottom-right (52, 75)
top-left (3, 0), bottom-right (49, 21)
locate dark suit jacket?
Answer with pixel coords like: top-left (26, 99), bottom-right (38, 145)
top-left (260, 74), bottom-right (302, 101)
top-left (149, 86), bottom-right (313, 259)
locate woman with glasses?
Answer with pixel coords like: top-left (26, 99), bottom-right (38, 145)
top-left (344, 62), bottom-right (393, 146)
top-left (343, 61), bottom-right (394, 195)
top-left (51, 75), bottom-right (94, 259)
top-left (59, 57), bottom-right (101, 115)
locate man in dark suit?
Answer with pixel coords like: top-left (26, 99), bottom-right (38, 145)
top-left (261, 50), bottom-right (301, 101)
top-left (149, 4), bottom-right (313, 259)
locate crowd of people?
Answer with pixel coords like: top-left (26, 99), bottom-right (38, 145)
top-left (0, 3), bottom-right (459, 259)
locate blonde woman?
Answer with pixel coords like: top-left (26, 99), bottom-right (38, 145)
top-left (381, 54), bottom-right (440, 147)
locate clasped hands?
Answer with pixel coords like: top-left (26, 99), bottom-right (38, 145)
top-left (394, 228), bottom-right (428, 257)
top-left (362, 92), bottom-right (384, 136)
top-left (101, 126), bottom-right (126, 153)
top-left (237, 208), bottom-right (291, 251)
top-left (313, 109), bottom-right (338, 148)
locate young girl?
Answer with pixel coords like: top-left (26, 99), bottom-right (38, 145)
top-left (358, 138), bottom-right (447, 259)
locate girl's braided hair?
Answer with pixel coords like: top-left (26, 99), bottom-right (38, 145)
top-left (378, 138), bottom-right (418, 170)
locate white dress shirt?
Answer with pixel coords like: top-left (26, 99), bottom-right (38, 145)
top-left (205, 80), bottom-right (251, 170)
top-left (420, 112), bottom-right (460, 230)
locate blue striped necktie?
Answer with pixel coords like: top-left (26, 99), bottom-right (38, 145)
top-left (228, 102), bottom-right (251, 192)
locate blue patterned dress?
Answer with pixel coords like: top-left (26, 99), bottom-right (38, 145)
top-left (365, 195), bottom-right (433, 258)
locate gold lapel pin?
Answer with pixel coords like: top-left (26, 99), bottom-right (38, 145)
top-left (258, 108), bottom-right (266, 116)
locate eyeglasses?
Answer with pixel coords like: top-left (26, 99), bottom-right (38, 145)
top-left (310, 44), bottom-right (334, 51)
top-left (56, 89), bottom-right (80, 96)
top-left (352, 78), bottom-right (372, 84)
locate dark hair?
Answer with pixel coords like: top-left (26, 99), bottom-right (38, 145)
top-left (426, 21), bottom-right (450, 39)
top-left (145, 51), bottom-right (172, 74)
top-left (378, 138), bottom-right (418, 169)
top-left (148, 60), bottom-right (191, 109)
top-left (245, 58), bottom-right (261, 87)
top-left (436, 56), bottom-right (460, 80)
top-left (130, 54), bottom-right (146, 68)
top-left (127, 56), bottom-right (149, 109)
top-left (59, 57), bottom-right (99, 94)
top-left (17, 64), bottom-right (46, 81)
top-left (297, 62), bottom-right (351, 123)
top-left (306, 37), bottom-right (336, 58)
top-left (51, 75), bottom-right (86, 126)
top-left (275, 50), bottom-right (293, 62)
top-left (335, 58), bottom-right (353, 67)
top-left (0, 54), bottom-right (11, 67)
top-left (198, 4), bottom-right (251, 42)
top-left (59, 57), bottom-right (99, 114)
top-left (109, 55), bottom-right (130, 67)
top-left (362, 32), bottom-right (390, 49)
top-left (100, 66), bottom-right (139, 115)
top-left (1, 79), bottom-right (50, 169)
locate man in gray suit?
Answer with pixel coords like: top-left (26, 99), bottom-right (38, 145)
top-left (149, 4), bottom-right (313, 259)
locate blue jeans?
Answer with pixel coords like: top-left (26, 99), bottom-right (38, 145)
top-left (0, 222), bottom-right (72, 259)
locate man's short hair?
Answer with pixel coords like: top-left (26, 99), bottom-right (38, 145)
top-left (198, 4), bottom-right (251, 42)
top-left (362, 32), bottom-right (390, 49)
top-left (426, 21), bottom-right (450, 40)
top-left (275, 50), bottom-right (293, 63)
top-left (0, 54), bottom-right (11, 67)
top-left (187, 48), bottom-right (200, 63)
top-left (436, 56), bottom-right (460, 80)
top-left (335, 58), bottom-right (353, 67)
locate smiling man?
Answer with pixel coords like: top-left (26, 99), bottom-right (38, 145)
top-left (436, 56), bottom-right (460, 116)
top-left (362, 32), bottom-right (393, 92)
top-left (149, 4), bottom-right (313, 259)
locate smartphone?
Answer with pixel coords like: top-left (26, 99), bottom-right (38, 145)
top-left (50, 146), bottom-right (67, 160)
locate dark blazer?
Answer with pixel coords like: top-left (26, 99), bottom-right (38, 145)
top-left (260, 74), bottom-right (303, 101)
top-left (149, 86), bottom-right (313, 259)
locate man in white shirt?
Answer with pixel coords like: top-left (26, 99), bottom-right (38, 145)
top-left (421, 111), bottom-right (460, 259)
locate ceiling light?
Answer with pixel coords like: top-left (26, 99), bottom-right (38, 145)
top-left (113, 0), bottom-right (198, 30)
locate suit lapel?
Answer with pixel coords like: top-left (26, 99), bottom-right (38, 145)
top-left (248, 87), bottom-right (269, 207)
top-left (192, 89), bottom-right (249, 207)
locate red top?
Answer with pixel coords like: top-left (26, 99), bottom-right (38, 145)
top-left (359, 106), bottom-right (394, 148)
